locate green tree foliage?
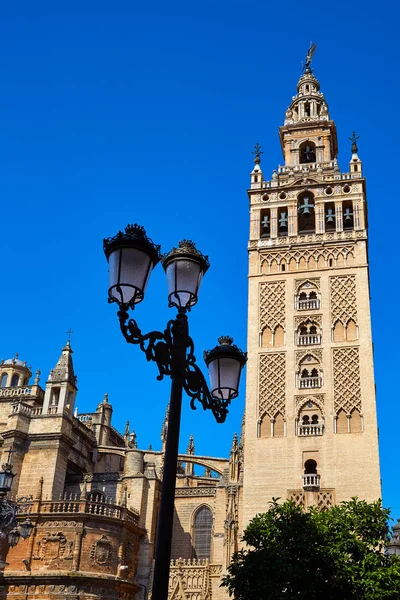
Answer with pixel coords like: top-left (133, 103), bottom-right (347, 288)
top-left (222, 498), bottom-right (400, 600)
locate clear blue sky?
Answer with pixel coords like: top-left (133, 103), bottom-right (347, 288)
top-left (0, 2), bottom-right (398, 520)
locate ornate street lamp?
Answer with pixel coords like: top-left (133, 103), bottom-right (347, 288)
top-left (104, 225), bottom-right (247, 600)
top-left (0, 459), bottom-right (34, 559)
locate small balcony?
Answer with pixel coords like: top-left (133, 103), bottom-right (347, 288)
top-left (302, 473), bottom-right (320, 491)
top-left (298, 424), bottom-right (324, 436)
top-left (296, 299), bottom-right (320, 311)
top-left (299, 376), bottom-right (322, 389)
top-left (297, 334), bottom-right (321, 346)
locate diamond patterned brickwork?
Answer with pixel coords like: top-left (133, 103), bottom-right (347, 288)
top-left (317, 490), bottom-right (335, 511)
top-left (333, 347), bottom-right (361, 414)
top-left (259, 281), bottom-right (286, 332)
top-left (259, 353), bottom-right (286, 419)
top-left (288, 491), bottom-right (305, 508)
top-left (330, 275), bottom-right (357, 326)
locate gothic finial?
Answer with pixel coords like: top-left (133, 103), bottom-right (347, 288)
top-left (124, 420), bottom-right (130, 437)
top-left (252, 143), bottom-right (263, 165)
top-left (231, 432), bottom-right (238, 452)
top-left (103, 392), bottom-right (109, 404)
top-left (303, 42), bottom-right (316, 74)
top-left (34, 369), bottom-right (41, 385)
top-left (187, 434), bottom-right (195, 455)
top-left (129, 430), bottom-right (137, 448)
top-left (349, 131), bottom-right (359, 154)
top-left (148, 443), bottom-right (153, 451)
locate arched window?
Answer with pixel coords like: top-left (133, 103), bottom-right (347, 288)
top-left (302, 415), bottom-right (310, 425)
top-left (274, 413), bottom-right (285, 437)
top-left (0, 373), bottom-right (8, 387)
top-left (11, 374), bottom-right (19, 387)
top-left (304, 459), bottom-right (317, 474)
top-left (193, 506), bottom-right (213, 560)
top-left (299, 141), bottom-right (316, 164)
top-left (311, 414), bottom-right (319, 425)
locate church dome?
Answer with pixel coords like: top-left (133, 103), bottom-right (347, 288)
top-left (4, 357), bottom-right (26, 367)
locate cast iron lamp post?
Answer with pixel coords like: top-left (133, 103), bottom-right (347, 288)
top-left (0, 459), bottom-right (34, 567)
top-left (103, 224), bottom-right (247, 600)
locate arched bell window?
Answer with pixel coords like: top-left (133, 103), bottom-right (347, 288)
top-left (0, 373), bottom-right (8, 387)
top-left (299, 141), bottom-right (316, 164)
top-left (11, 374), bottom-right (19, 387)
top-left (278, 208), bottom-right (288, 236)
top-left (193, 506), bottom-right (213, 560)
top-left (298, 192), bottom-right (315, 234)
top-left (260, 209), bottom-right (271, 239)
top-left (343, 200), bottom-right (354, 230)
top-left (325, 202), bottom-right (336, 231)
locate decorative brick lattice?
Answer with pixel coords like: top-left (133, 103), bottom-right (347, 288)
top-left (333, 348), bottom-right (361, 414)
top-left (259, 353), bottom-right (286, 419)
top-left (288, 491), bottom-right (305, 507)
top-left (259, 281), bottom-right (286, 332)
top-left (330, 275), bottom-right (357, 326)
top-left (317, 490), bottom-right (335, 511)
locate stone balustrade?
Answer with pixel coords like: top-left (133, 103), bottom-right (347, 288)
top-left (0, 385), bottom-right (44, 399)
top-left (9, 401), bottom-right (43, 417)
top-left (296, 299), bottom-right (320, 310)
top-left (297, 334), bottom-right (321, 346)
top-left (299, 376), bottom-right (322, 389)
top-left (298, 424), bottom-right (324, 436)
top-left (16, 493), bottom-right (140, 525)
top-left (302, 473), bottom-right (320, 490)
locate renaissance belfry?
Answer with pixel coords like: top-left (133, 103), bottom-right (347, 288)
top-left (242, 46), bottom-right (381, 523)
top-left (0, 48), bottom-right (382, 600)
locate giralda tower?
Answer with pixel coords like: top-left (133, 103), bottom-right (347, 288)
top-left (242, 50), bottom-right (381, 524)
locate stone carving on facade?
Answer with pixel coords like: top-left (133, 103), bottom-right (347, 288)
top-left (295, 394), bottom-right (324, 414)
top-left (224, 484), bottom-right (239, 565)
top-left (330, 275), bottom-right (357, 326)
top-left (169, 559), bottom-right (212, 600)
top-left (259, 281), bottom-right (286, 333)
top-left (295, 349), bottom-right (322, 366)
top-left (259, 244), bottom-right (355, 273)
top-left (333, 347), bottom-right (361, 414)
top-left (90, 534), bottom-right (112, 566)
top-left (175, 487), bottom-right (216, 497)
top-left (32, 531), bottom-right (73, 564)
top-left (229, 433), bottom-right (240, 482)
top-left (294, 278), bottom-right (320, 294)
top-left (294, 314), bottom-right (322, 328)
top-left (259, 353), bottom-right (286, 419)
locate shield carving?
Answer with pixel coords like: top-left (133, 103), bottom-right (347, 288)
top-left (92, 535), bottom-right (111, 565)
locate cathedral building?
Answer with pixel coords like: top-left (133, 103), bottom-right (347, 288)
top-left (0, 58), bottom-right (380, 600)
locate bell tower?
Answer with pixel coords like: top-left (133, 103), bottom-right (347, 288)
top-left (242, 49), bottom-right (380, 525)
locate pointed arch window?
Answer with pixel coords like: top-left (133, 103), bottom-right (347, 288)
top-left (193, 506), bottom-right (213, 560)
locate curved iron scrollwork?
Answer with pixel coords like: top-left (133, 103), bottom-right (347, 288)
top-left (117, 309), bottom-right (228, 423)
top-left (0, 498), bottom-right (17, 532)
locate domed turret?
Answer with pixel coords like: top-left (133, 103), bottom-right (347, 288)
top-left (0, 354), bottom-right (32, 389)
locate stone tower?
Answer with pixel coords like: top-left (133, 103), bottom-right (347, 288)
top-left (242, 59), bottom-right (380, 525)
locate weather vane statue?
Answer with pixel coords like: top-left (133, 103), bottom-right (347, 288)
top-left (303, 42), bottom-right (317, 74)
